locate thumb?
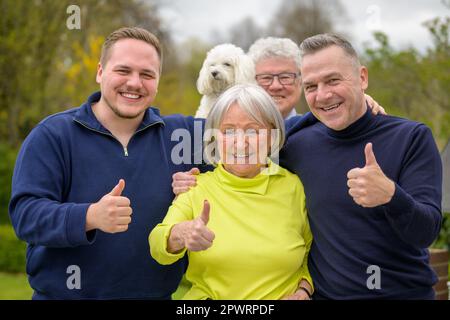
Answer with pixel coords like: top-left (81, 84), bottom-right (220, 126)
top-left (199, 200), bottom-right (210, 225)
top-left (189, 167), bottom-right (200, 175)
top-left (109, 179), bottom-right (125, 196)
top-left (364, 143), bottom-right (378, 167)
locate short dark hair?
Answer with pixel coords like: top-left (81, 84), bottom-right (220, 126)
top-left (100, 27), bottom-right (162, 71)
top-left (299, 33), bottom-right (359, 65)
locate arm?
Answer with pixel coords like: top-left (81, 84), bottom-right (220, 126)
top-left (8, 124), bottom-right (94, 248)
top-left (149, 194), bottom-right (215, 265)
top-left (381, 125), bottom-right (442, 248)
top-left (347, 126), bottom-right (442, 248)
top-left (283, 184), bottom-right (314, 300)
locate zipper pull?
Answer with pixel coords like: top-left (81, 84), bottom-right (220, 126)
top-left (124, 147), bottom-right (129, 157)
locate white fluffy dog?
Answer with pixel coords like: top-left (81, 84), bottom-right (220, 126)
top-left (195, 44), bottom-right (256, 118)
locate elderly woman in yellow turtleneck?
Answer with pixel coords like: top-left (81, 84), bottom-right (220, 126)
top-left (149, 84), bottom-right (313, 300)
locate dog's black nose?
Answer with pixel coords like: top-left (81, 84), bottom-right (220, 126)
top-left (211, 71), bottom-right (218, 78)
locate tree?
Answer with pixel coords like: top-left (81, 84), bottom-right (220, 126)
top-left (228, 17), bottom-right (265, 51)
top-left (267, 0), bottom-right (348, 43)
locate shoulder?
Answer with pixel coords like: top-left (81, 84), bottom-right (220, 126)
top-left (154, 108), bottom-right (204, 132)
top-left (24, 107), bottom-right (81, 143)
top-left (285, 112), bottom-right (320, 137)
top-left (376, 115), bottom-right (433, 139)
top-left (271, 163), bottom-right (304, 190)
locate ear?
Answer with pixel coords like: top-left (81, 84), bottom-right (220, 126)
top-left (234, 55), bottom-right (256, 85)
top-left (96, 62), bottom-right (103, 84)
top-left (360, 66), bottom-right (368, 90)
top-left (197, 61), bottom-right (213, 95)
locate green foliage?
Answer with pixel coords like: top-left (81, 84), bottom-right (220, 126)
top-left (0, 225), bottom-right (27, 273)
top-left (432, 213), bottom-right (450, 250)
top-left (0, 144), bottom-right (18, 225)
top-left (0, 272), bottom-right (32, 300)
top-left (363, 16), bottom-right (450, 150)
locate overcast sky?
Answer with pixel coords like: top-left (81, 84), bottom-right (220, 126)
top-left (159, 0), bottom-right (449, 52)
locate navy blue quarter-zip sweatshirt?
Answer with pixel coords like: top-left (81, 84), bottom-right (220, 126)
top-left (281, 107), bottom-right (442, 299)
top-left (9, 92), bottom-right (205, 299)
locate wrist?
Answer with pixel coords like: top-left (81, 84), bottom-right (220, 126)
top-left (85, 204), bottom-right (97, 231)
top-left (167, 223), bottom-right (186, 253)
top-left (297, 286), bottom-right (312, 299)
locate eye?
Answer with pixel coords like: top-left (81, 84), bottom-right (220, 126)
top-left (223, 128), bottom-right (235, 136)
top-left (305, 85), bottom-right (317, 92)
top-left (141, 73), bottom-right (155, 80)
top-left (223, 62), bottom-right (232, 67)
top-left (328, 78), bottom-right (340, 85)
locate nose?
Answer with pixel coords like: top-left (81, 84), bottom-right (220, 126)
top-left (268, 76), bottom-right (283, 90)
top-left (211, 71), bottom-right (218, 78)
top-left (126, 72), bottom-right (143, 89)
top-left (315, 84), bottom-right (332, 102)
top-left (234, 131), bottom-right (248, 150)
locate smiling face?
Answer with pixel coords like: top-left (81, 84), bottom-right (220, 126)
top-left (217, 103), bottom-right (271, 178)
top-left (301, 45), bottom-right (368, 131)
top-left (255, 57), bottom-right (302, 118)
top-left (95, 38), bottom-right (160, 120)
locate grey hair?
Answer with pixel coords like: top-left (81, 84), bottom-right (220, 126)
top-left (299, 33), bottom-right (360, 67)
top-left (248, 37), bottom-right (301, 69)
top-left (203, 84), bottom-right (285, 165)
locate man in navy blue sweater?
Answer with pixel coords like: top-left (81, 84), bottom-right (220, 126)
top-left (280, 34), bottom-right (442, 299)
top-left (9, 27), bottom-right (203, 299)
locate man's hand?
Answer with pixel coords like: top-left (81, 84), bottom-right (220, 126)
top-left (172, 168), bottom-right (199, 195)
top-left (86, 179), bottom-right (133, 233)
top-left (282, 279), bottom-right (313, 300)
top-left (365, 94), bottom-right (386, 115)
top-left (168, 200), bottom-right (215, 253)
top-left (347, 143), bottom-right (395, 207)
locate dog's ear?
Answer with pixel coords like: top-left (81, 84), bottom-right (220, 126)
top-left (197, 61), bottom-right (213, 95)
top-left (234, 54), bottom-right (256, 85)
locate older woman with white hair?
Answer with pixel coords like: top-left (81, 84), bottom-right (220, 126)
top-left (149, 84), bottom-right (313, 300)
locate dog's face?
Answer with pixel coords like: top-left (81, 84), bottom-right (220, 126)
top-left (197, 44), bottom-right (255, 95)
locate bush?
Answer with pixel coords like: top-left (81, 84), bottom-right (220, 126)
top-left (432, 212), bottom-right (450, 250)
top-left (0, 225), bottom-right (27, 273)
top-left (0, 143), bottom-right (19, 225)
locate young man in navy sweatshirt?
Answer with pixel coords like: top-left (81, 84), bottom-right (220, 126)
top-left (280, 34), bottom-right (442, 299)
top-left (9, 27), bottom-right (202, 299)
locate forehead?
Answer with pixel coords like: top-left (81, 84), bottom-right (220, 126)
top-left (106, 38), bottom-right (160, 71)
top-left (255, 57), bottom-right (298, 73)
top-left (301, 46), bottom-right (356, 80)
top-left (220, 103), bottom-right (264, 126)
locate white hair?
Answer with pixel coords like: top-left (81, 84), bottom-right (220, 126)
top-left (248, 37), bottom-right (301, 69)
top-left (203, 84), bottom-right (285, 165)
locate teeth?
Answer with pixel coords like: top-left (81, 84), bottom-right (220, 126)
top-left (121, 93), bottom-right (140, 99)
top-left (234, 154), bottom-right (251, 158)
top-left (324, 103), bottom-right (340, 111)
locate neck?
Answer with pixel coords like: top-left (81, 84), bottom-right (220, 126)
top-left (92, 99), bottom-right (143, 146)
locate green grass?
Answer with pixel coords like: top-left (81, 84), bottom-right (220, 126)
top-left (0, 272), bottom-right (32, 300)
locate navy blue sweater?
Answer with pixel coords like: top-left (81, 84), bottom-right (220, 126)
top-left (281, 108), bottom-right (442, 299)
top-left (9, 92), bottom-right (204, 299)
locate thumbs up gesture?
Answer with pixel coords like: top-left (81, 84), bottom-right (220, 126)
top-left (86, 179), bottom-right (133, 233)
top-left (346, 143), bottom-right (395, 207)
top-left (167, 200), bottom-right (215, 253)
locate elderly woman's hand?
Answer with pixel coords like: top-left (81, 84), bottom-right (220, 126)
top-left (167, 200), bottom-right (215, 253)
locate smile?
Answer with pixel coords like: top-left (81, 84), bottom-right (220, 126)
top-left (120, 92), bottom-right (141, 99)
top-left (322, 102), bottom-right (341, 112)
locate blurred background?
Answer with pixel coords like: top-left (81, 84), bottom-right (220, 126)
top-left (0, 0), bottom-right (449, 299)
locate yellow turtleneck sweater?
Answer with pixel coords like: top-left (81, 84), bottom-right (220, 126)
top-left (149, 161), bottom-right (312, 300)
